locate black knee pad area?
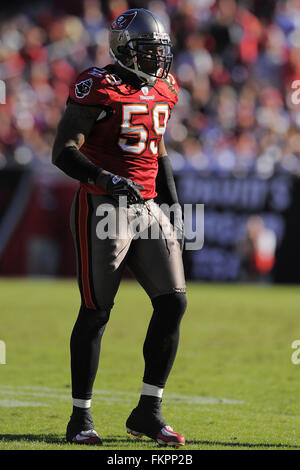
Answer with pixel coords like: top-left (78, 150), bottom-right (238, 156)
top-left (151, 292), bottom-right (187, 320)
top-left (76, 305), bottom-right (111, 335)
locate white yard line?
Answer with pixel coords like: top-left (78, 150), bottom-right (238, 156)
top-left (0, 385), bottom-right (244, 406)
top-left (0, 399), bottom-right (48, 407)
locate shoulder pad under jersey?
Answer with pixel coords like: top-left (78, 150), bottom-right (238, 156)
top-left (69, 66), bottom-right (122, 106)
top-left (154, 73), bottom-right (179, 107)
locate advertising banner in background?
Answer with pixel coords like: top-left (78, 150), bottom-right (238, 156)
top-left (175, 169), bottom-right (298, 283)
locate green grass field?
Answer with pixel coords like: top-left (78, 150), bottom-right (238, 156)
top-left (0, 279), bottom-right (300, 450)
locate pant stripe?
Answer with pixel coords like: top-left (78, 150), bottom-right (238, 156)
top-left (73, 192), bottom-right (83, 302)
top-left (86, 193), bottom-right (98, 308)
top-left (77, 188), bottom-right (96, 310)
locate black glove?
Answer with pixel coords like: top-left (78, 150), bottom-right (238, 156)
top-left (106, 175), bottom-right (144, 205)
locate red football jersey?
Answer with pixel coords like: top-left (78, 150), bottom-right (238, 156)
top-left (69, 64), bottom-right (179, 199)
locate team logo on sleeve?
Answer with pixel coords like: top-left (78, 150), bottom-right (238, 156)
top-left (75, 78), bottom-right (93, 99)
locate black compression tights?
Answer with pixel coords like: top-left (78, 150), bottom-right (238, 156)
top-left (70, 292), bottom-right (187, 400)
top-left (143, 292), bottom-right (187, 388)
top-left (70, 306), bottom-right (110, 400)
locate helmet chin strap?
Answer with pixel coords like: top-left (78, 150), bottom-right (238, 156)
top-left (109, 48), bottom-right (157, 85)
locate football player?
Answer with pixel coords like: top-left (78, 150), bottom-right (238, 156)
top-left (52, 8), bottom-right (187, 447)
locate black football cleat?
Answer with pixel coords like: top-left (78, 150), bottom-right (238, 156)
top-left (68, 429), bottom-right (103, 445)
top-left (66, 411), bottom-right (102, 446)
top-left (126, 401), bottom-right (185, 448)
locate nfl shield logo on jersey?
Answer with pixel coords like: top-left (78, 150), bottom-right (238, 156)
top-left (75, 78), bottom-right (93, 99)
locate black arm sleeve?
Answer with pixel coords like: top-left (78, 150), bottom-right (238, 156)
top-left (54, 146), bottom-right (112, 188)
top-left (155, 155), bottom-right (179, 205)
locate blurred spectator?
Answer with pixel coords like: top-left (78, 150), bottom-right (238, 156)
top-left (1, 0), bottom-right (300, 175)
top-left (237, 215), bottom-right (277, 281)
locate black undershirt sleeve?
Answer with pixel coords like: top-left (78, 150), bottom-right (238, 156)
top-left (155, 156), bottom-right (184, 251)
top-left (54, 146), bottom-right (112, 188)
top-left (155, 155), bottom-right (179, 206)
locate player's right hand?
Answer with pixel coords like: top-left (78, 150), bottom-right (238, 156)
top-left (106, 175), bottom-right (144, 205)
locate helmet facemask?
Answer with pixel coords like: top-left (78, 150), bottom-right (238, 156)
top-left (111, 33), bottom-right (173, 84)
top-left (126, 39), bottom-right (172, 80)
top-left (109, 9), bottom-right (173, 84)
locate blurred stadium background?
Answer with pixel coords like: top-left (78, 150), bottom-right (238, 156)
top-left (1, 0), bottom-right (300, 284)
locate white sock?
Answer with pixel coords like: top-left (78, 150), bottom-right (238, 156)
top-left (73, 398), bottom-right (91, 409)
top-left (141, 382), bottom-right (164, 398)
